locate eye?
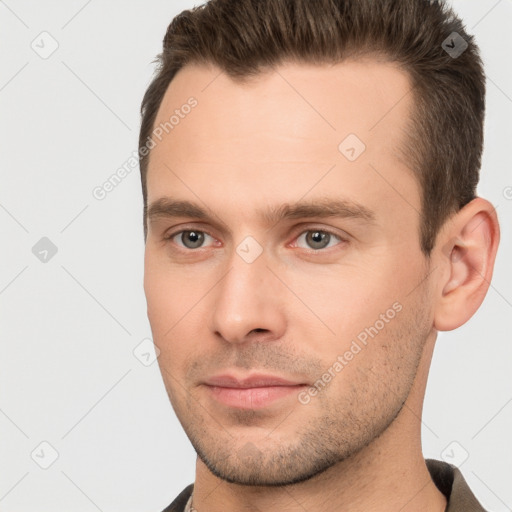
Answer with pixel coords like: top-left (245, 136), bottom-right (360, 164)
top-left (165, 229), bottom-right (216, 250)
top-left (293, 229), bottom-right (346, 251)
top-left (163, 227), bottom-right (347, 253)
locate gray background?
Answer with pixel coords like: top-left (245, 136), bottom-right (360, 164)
top-left (0, 1), bottom-right (511, 511)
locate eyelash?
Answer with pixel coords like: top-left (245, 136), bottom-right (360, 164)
top-left (162, 226), bottom-right (348, 253)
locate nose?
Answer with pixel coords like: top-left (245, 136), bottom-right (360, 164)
top-left (208, 247), bottom-right (287, 345)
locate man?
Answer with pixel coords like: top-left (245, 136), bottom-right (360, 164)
top-left (139, 0), bottom-right (500, 510)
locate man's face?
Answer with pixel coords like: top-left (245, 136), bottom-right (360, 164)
top-left (144, 60), bottom-right (435, 485)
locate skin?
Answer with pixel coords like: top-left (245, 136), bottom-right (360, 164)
top-left (143, 59), bottom-right (500, 512)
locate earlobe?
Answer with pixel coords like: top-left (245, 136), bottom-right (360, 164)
top-left (433, 198), bottom-right (500, 332)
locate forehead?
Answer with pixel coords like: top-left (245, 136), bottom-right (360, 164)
top-left (146, 58), bottom-right (419, 230)
top-left (152, 58), bottom-right (413, 154)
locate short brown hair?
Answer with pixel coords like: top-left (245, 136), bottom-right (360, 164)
top-left (139, 0), bottom-right (485, 256)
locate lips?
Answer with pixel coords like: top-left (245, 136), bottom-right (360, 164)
top-left (202, 373), bottom-right (308, 409)
top-left (204, 373), bottom-right (305, 388)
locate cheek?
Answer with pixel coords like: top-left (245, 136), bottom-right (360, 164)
top-left (144, 252), bottom-right (212, 369)
top-left (144, 252), bottom-right (183, 345)
top-left (144, 249), bottom-right (194, 324)
top-left (286, 263), bottom-right (400, 341)
top-left (285, 259), bottom-right (418, 380)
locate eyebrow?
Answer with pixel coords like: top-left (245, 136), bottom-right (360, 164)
top-left (146, 196), bottom-right (376, 230)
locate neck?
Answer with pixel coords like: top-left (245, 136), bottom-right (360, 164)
top-left (191, 333), bottom-right (447, 512)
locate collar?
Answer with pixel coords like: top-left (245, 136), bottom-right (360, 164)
top-left (426, 459), bottom-right (487, 511)
top-left (164, 459), bottom-right (487, 512)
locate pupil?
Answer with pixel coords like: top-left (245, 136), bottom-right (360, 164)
top-left (308, 231), bottom-right (328, 249)
top-left (184, 231), bottom-right (203, 248)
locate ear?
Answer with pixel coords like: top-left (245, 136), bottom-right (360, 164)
top-left (433, 197), bottom-right (500, 331)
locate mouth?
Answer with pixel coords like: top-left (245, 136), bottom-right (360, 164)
top-left (202, 373), bottom-right (309, 409)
